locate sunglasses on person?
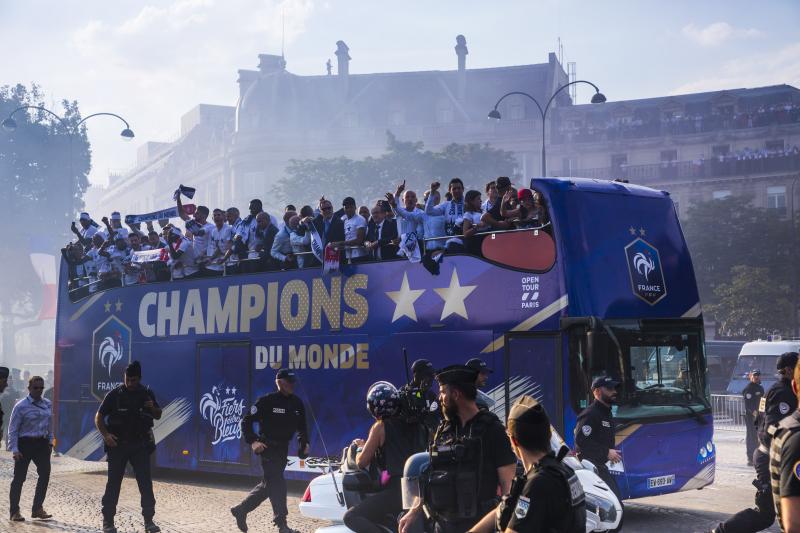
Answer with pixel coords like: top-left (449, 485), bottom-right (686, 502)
top-left (321, 205), bottom-right (333, 211)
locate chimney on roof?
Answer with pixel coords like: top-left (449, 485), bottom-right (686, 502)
top-left (258, 54), bottom-right (286, 74)
top-left (455, 35), bottom-right (468, 102)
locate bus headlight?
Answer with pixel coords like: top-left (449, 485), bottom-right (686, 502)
top-left (584, 493), bottom-right (617, 523)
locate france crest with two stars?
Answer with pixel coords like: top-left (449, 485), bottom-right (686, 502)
top-left (624, 232), bottom-right (667, 305)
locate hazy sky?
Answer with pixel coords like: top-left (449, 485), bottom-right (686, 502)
top-left (2, 0), bottom-right (798, 187)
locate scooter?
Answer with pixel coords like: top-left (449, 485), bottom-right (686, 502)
top-left (299, 427), bottom-right (623, 532)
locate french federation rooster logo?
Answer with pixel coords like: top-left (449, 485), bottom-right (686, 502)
top-left (633, 252), bottom-right (655, 281)
top-left (98, 332), bottom-right (124, 377)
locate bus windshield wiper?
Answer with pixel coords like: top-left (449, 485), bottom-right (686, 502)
top-left (678, 402), bottom-right (708, 425)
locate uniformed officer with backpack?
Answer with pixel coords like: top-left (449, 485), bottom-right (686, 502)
top-left (398, 364), bottom-right (517, 533)
top-left (769, 356), bottom-right (800, 532)
top-left (95, 361), bottom-right (161, 533)
top-left (714, 352), bottom-right (798, 532)
top-left (468, 395), bottom-right (586, 533)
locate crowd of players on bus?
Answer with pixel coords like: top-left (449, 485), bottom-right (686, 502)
top-left (61, 176), bottom-right (550, 293)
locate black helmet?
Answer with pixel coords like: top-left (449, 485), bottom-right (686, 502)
top-left (366, 381), bottom-right (401, 420)
top-left (411, 359), bottom-right (434, 376)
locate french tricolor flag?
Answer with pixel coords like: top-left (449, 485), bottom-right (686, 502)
top-left (29, 236), bottom-right (58, 320)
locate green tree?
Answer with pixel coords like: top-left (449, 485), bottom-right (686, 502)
top-left (682, 195), bottom-right (798, 337)
top-left (708, 265), bottom-right (793, 338)
top-left (276, 131), bottom-right (517, 207)
top-left (0, 84), bottom-right (91, 359)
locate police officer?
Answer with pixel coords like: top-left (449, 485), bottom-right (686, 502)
top-left (231, 369), bottom-right (309, 533)
top-left (469, 396), bottom-right (586, 533)
top-left (466, 358), bottom-right (495, 411)
top-left (574, 376), bottom-right (622, 500)
top-left (398, 365), bottom-right (517, 533)
top-left (401, 359), bottom-right (440, 432)
top-left (769, 358), bottom-right (800, 531)
top-left (343, 382), bottom-right (428, 533)
top-left (743, 369), bottom-right (764, 466)
top-left (0, 367), bottom-right (8, 438)
top-left (714, 352), bottom-right (798, 533)
top-left (95, 361), bottom-right (162, 533)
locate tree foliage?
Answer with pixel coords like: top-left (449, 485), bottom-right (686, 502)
top-left (276, 132), bottom-right (517, 207)
top-left (0, 84), bottom-right (91, 319)
top-left (682, 195), bottom-right (797, 337)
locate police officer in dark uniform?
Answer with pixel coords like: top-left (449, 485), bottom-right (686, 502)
top-left (398, 365), bottom-right (517, 533)
top-left (769, 359), bottom-right (800, 532)
top-left (231, 369), bottom-right (309, 533)
top-left (574, 376), bottom-right (622, 500)
top-left (400, 359), bottom-right (440, 432)
top-left (742, 369), bottom-right (764, 466)
top-left (466, 358), bottom-right (495, 411)
top-left (343, 382), bottom-right (428, 533)
top-left (95, 361), bottom-right (162, 533)
top-left (714, 352), bottom-right (798, 533)
top-left (0, 367), bottom-right (8, 437)
top-left (468, 395), bottom-right (586, 533)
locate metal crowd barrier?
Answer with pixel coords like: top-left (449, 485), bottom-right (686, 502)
top-left (711, 394), bottom-right (745, 431)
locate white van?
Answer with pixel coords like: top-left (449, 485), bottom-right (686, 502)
top-left (726, 338), bottom-right (800, 394)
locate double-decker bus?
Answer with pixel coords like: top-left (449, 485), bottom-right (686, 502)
top-left (54, 177), bottom-right (712, 499)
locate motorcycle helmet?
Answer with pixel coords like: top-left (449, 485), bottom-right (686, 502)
top-left (366, 381), bottom-right (401, 420)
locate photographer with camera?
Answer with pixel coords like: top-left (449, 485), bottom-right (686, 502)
top-left (232, 369), bottom-right (309, 533)
top-left (343, 382), bottom-right (429, 533)
top-left (399, 359), bottom-right (440, 433)
top-left (95, 361), bottom-right (162, 533)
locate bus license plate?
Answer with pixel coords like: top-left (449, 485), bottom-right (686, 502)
top-left (647, 475), bottom-right (675, 489)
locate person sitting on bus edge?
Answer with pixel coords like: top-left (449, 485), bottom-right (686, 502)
top-left (343, 382), bottom-right (428, 533)
top-left (501, 188), bottom-right (550, 230)
top-left (424, 178), bottom-right (465, 252)
top-left (288, 214), bottom-right (311, 268)
top-left (164, 225), bottom-right (200, 280)
top-left (480, 176), bottom-right (513, 231)
top-left (271, 210), bottom-right (298, 270)
top-left (334, 197), bottom-right (368, 263)
top-left (461, 190), bottom-right (489, 256)
top-left (388, 180), bottom-right (425, 243)
top-left (482, 180), bottom-right (498, 213)
top-left (365, 202), bottom-right (399, 261)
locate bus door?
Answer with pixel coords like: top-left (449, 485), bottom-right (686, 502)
top-left (504, 334), bottom-right (563, 434)
top-left (196, 342), bottom-right (251, 467)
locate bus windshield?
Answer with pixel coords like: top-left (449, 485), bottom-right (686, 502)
top-left (571, 319), bottom-right (710, 421)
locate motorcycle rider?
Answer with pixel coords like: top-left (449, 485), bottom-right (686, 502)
top-left (343, 382), bottom-right (429, 533)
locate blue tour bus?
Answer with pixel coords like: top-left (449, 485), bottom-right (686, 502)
top-left (53, 177), bottom-right (713, 499)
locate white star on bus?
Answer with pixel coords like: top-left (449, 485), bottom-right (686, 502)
top-left (385, 272), bottom-right (425, 322)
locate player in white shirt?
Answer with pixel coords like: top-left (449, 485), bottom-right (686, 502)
top-left (339, 197), bottom-right (367, 261)
top-left (70, 212), bottom-right (98, 250)
top-left (424, 178), bottom-right (465, 240)
top-left (164, 226), bottom-right (199, 279)
top-left (98, 212), bottom-right (129, 241)
top-left (177, 198), bottom-right (215, 271)
top-left (388, 181), bottom-right (425, 239)
top-left (206, 209), bottom-right (233, 276)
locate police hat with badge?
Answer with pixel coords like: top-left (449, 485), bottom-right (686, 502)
top-left (591, 376), bottom-right (620, 390)
top-left (276, 368), bottom-right (297, 383)
top-left (466, 358), bottom-right (493, 375)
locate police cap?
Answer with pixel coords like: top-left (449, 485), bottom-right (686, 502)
top-left (276, 368), bottom-right (297, 382)
top-left (435, 364), bottom-right (479, 386)
top-left (508, 395), bottom-right (549, 425)
top-left (777, 352), bottom-right (799, 370)
top-left (751, 369), bottom-right (762, 376)
top-left (0, 367), bottom-right (8, 379)
top-left (465, 358), bottom-right (493, 374)
top-left (125, 361), bottom-right (142, 377)
top-left (591, 375), bottom-right (620, 390)
top-left (411, 359), bottom-right (435, 376)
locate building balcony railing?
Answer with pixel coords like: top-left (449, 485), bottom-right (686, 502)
top-left (568, 152), bottom-right (800, 182)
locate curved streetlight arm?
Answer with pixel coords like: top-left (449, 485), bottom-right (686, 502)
top-left (543, 79), bottom-right (603, 117)
top-left (5, 105), bottom-right (69, 129)
top-left (76, 112), bottom-right (132, 130)
top-left (490, 91), bottom-right (545, 120)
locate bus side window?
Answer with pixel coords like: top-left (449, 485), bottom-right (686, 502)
top-left (568, 329), bottom-right (590, 412)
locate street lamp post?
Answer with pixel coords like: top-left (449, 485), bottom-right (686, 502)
top-left (2, 105), bottom-right (134, 216)
top-left (488, 80), bottom-right (606, 177)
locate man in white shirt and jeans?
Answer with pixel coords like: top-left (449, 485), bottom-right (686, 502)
top-left (177, 198), bottom-right (215, 275)
top-left (206, 209), bottom-right (233, 277)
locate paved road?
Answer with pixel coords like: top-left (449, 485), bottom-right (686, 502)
top-left (0, 428), bottom-right (782, 533)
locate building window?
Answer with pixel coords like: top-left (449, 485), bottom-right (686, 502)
top-left (766, 139), bottom-right (784, 152)
top-left (712, 144), bottom-right (730, 157)
top-left (767, 186), bottom-right (787, 213)
top-left (436, 102), bottom-right (454, 124)
top-left (660, 149), bottom-right (678, 162)
top-left (508, 100), bottom-right (525, 120)
top-left (242, 171), bottom-right (264, 197)
top-left (345, 112), bottom-right (359, 128)
top-left (712, 190), bottom-right (731, 200)
top-left (388, 108), bottom-right (404, 127)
